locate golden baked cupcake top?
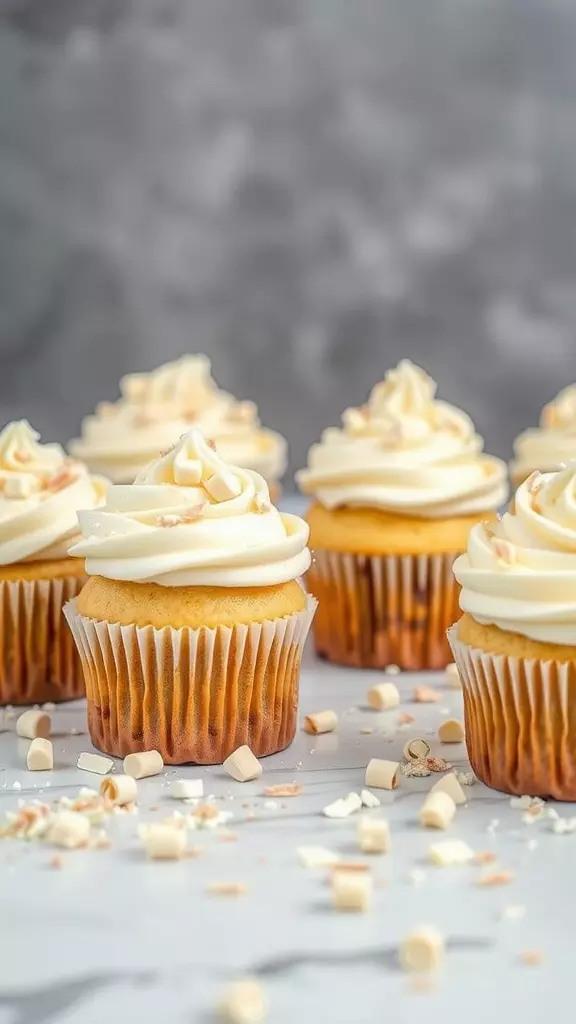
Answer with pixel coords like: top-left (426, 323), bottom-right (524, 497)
top-left (511, 382), bottom-right (576, 482)
top-left (70, 427), bottom-right (309, 587)
top-left (454, 463), bottom-right (576, 645)
top-left (0, 420), bottom-right (106, 566)
top-left (69, 355), bottom-right (287, 486)
top-left (297, 359), bottom-right (507, 517)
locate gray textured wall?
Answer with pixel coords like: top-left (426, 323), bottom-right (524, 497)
top-left (1, 0), bottom-right (576, 482)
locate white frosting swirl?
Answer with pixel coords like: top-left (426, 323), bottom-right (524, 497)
top-left (70, 428), bottom-right (310, 588)
top-left (69, 355), bottom-right (287, 485)
top-left (0, 421), bottom-right (106, 565)
top-left (454, 464), bottom-right (576, 645)
top-left (511, 383), bottom-right (576, 481)
top-left (297, 360), bottom-right (507, 517)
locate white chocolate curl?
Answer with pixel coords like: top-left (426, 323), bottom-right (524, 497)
top-left (17, 710), bottom-right (51, 740)
top-left (124, 750), bottom-right (164, 779)
top-left (100, 775), bottom-right (138, 805)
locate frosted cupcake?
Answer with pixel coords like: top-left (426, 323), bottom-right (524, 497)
top-left (510, 382), bottom-right (576, 489)
top-left (297, 360), bottom-right (507, 670)
top-left (69, 354), bottom-right (287, 498)
top-left (450, 464), bottom-right (576, 799)
top-left (65, 428), bottom-right (315, 764)
top-left (0, 420), bottom-right (106, 705)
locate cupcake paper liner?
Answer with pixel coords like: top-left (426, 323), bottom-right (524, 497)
top-left (307, 549), bottom-right (460, 671)
top-left (0, 574), bottom-right (86, 706)
top-left (448, 623), bottom-right (576, 800)
top-left (64, 596), bottom-right (317, 765)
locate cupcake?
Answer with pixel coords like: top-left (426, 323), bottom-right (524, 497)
top-left (510, 382), bottom-right (576, 489)
top-left (69, 354), bottom-right (287, 499)
top-left (450, 465), bottom-right (576, 799)
top-left (296, 360), bottom-right (507, 670)
top-left (0, 420), bottom-right (106, 705)
top-left (64, 428), bottom-right (315, 765)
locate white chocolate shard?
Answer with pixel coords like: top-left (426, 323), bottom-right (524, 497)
top-left (419, 791), bottom-right (456, 830)
top-left (429, 839), bottom-right (474, 866)
top-left (445, 662), bottom-right (461, 688)
top-left (399, 926), bottom-right (445, 972)
top-left (100, 774), bottom-right (138, 806)
top-left (139, 823), bottom-right (187, 860)
top-left (360, 789), bottom-right (381, 809)
top-left (365, 758), bottom-right (400, 790)
top-left (27, 738), bottom-right (53, 771)
top-left (77, 752), bottom-right (115, 776)
top-left (48, 811), bottom-right (91, 849)
top-left (223, 746), bottom-right (262, 783)
top-left (403, 738), bottom-right (431, 761)
top-left (332, 870), bottom-right (373, 912)
top-left (323, 792), bottom-right (362, 819)
top-left (297, 846), bottom-right (340, 868)
top-left (366, 683), bottom-right (399, 711)
top-left (219, 978), bottom-right (268, 1023)
top-left (303, 710), bottom-right (338, 735)
top-left (430, 773), bottom-right (467, 806)
top-left (16, 709), bottom-right (51, 740)
top-left (171, 778), bottom-right (204, 800)
top-left (205, 470), bottom-right (242, 502)
top-left (123, 750), bottom-right (164, 779)
top-left (437, 719), bottom-right (465, 744)
top-left (357, 816), bottom-right (390, 854)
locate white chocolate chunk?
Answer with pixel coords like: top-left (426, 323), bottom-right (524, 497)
top-left (205, 470), bottom-right (242, 502)
top-left (16, 709), bottom-right (51, 740)
top-left (303, 709), bottom-right (338, 735)
top-left (360, 789), bottom-right (381, 809)
top-left (385, 663), bottom-right (401, 675)
top-left (437, 718), bottom-right (465, 743)
top-left (174, 458), bottom-right (202, 486)
top-left (332, 870), bottom-right (373, 911)
top-left (5, 474), bottom-right (35, 499)
top-left (219, 978), bottom-right (268, 1024)
top-left (171, 778), bottom-right (204, 800)
top-left (100, 774), bottom-right (138, 806)
top-left (223, 746), bottom-right (262, 783)
top-left (323, 792), bottom-right (362, 819)
top-left (445, 662), bottom-right (462, 688)
top-left (48, 811), bottom-right (91, 849)
top-left (403, 738), bottom-right (431, 761)
top-left (430, 773), bottom-right (467, 806)
top-left (139, 823), bottom-right (187, 860)
top-left (297, 846), bottom-right (340, 868)
top-left (365, 758), bottom-right (400, 790)
top-left (27, 737), bottom-right (53, 771)
top-left (366, 682), bottom-right (399, 711)
top-left (123, 750), bottom-right (164, 779)
top-left (429, 839), bottom-right (474, 866)
top-left (357, 816), bottom-right (390, 854)
top-left (399, 926), bottom-right (445, 972)
top-left (419, 791), bottom-right (456, 830)
top-left (77, 752), bottom-right (115, 776)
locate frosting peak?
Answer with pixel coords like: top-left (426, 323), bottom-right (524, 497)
top-left (70, 429), bottom-right (309, 588)
top-left (511, 382), bottom-right (576, 482)
top-left (297, 360), bottom-right (507, 517)
top-left (454, 464), bottom-right (576, 645)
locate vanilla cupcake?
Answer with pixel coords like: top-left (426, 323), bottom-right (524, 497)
top-left (64, 429), bottom-right (315, 765)
top-left (297, 360), bottom-right (507, 670)
top-left (510, 382), bottom-right (576, 488)
top-left (450, 464), bottom-right (576, 799)
top-left (69, 355), bottom-right (287, 498)
top-left (0, 420), bottom-right (106, 705)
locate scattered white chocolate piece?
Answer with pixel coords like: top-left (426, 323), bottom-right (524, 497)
top-left (358, 816), bottom-right (390, 854)
top-left (384, 663), bottom-right (401, 675)
top-left (445, 662), bottom-right (461, 688)
top-left (429, 839), bottom-right (474, 866)
top-left (403, 738), bottom-right (431, 762)
top-left (360, 789), bottom-right (381, 809)
top-left (205, 470), bottom-right (242, 502)
top-left (430, 773), bottom-right (467, 806)
top-left (100, 774), bottom-right (138, 806)
top-left (223, 746), bottom-right (262, 783)
top-left (171, 778), bottom-right (204, 800)
top-left (437, 718), bottom-right (465, 744)
top-left (41, 702), bottom-right (56, 712)
top-left (123, 750), bottom-right (164, 779)
top-left (365, 758), bottom-right (400, 790)
top-left (16, 709), bottom-right (51, 740)
top-left (48, 811), bottom-right (91, 849)
top-left (139, 823), bottom-right (187, 860)
top-left (419, 791), bottom-right (456, 830)
top-left (323, 792), bottom-right (362, 819)
top-left (27, 737), bottom-right (53, 771)
top-left (332, 869), bottom-right (373, 911)
top-left (297, 846), bottom-right (340, 868)
top-left (399, 926), bottom-right (445, 972)
top-left (455, 771), bottom-right (476, 786)
top-left (366, 683), bottom-right (399, 711)
top-left (303, 710), bottom-right (338, 735)
top-left (77, 752), bottom-right (115, 776)
top-left (219, 978), bottom-right (268, 1024)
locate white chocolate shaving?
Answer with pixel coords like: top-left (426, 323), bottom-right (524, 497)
top-left (360, 789), bottom-right (381, 809)
top-left (171, 778), bottom-right (204, 800)
top-left (77, 752), bottom-right (115, 776)
top-left (323, 792), bottom-right (362, 819)
top-left (429, 839), bottom-right (474, 866)
top-left (223, 746), bottom-right (262, 783)
top-left (297, 847), bottom-right (340, 868)
top-left (123, 750), bottom-right (164, 779)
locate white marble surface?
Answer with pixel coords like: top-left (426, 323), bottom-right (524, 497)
top-left (0, 647), bottom-right (572, 1024)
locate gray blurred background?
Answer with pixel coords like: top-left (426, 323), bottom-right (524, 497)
top-left (1, 0), bottom-right (576, 484)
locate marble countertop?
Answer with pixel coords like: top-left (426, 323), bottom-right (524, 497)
top-left (0, 648), bottom-right (570, 1024)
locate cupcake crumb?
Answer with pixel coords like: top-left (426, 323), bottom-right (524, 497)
top-left (384, 664), bottom-right (401, 676)
top-left (413, 686), bottom-right (442, 704)
top-left (398, 712), bottom-right (416, 726)
top-left (477, 869), bottom-right (515, 887)
top-left (206, 881), bottom-right (249, 897)
top-left (263, 783), bottom-right (302, 797)
top-left (520, 950), bottom-right (544, 967)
